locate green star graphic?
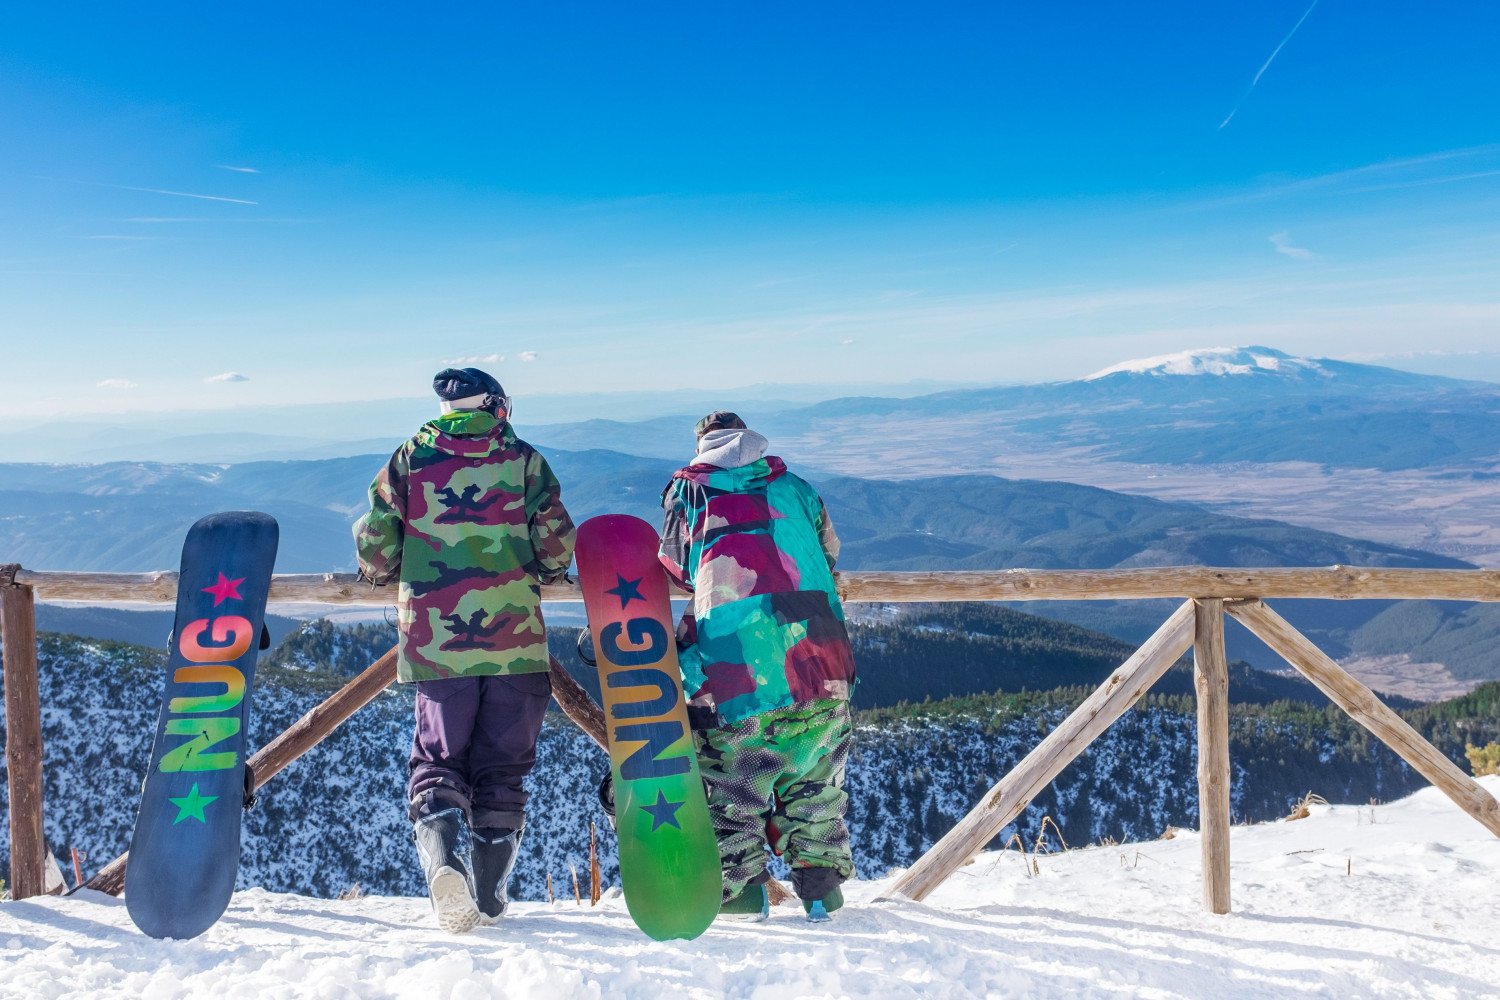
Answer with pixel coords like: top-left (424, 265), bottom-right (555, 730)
top-left (168, 783), bottom-right (219, 825)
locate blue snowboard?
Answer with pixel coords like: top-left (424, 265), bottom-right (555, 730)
top-left (125, 511), bottom-right (279, 939)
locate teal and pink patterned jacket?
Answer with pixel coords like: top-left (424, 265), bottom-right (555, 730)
top-left (658, 456), bottom-right (856, 726)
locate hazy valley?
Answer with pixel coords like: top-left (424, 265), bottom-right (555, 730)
top-left (4, 347), bottom-right (1497, 701)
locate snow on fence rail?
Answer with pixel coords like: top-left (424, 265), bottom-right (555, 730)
top-left (4, 563), bottom-right (1500, 916)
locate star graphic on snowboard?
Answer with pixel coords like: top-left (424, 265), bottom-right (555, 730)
top-left (640, 790), bottom-right (684, 832)
top-left (168, 783), bottom-right (219, 825)
top-left (605, 574), bottom-right (645, 609)
top-left (202, 572), bottom-right (245, 607)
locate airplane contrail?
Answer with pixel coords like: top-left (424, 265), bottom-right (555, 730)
top-left (112, 184), bottom-right (259, 205)
top-left (1219, 0), bottom-right (1322, 130)
top-left (37, 176), bottom-right (259, 205)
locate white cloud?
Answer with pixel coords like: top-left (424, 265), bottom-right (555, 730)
top-left (216, 165), bottom-right (260, 174)
top-left (205, 372), bottom-right (250, 383)
top-left (518, 351), bottom-right (540, 362)
top-left (1269, 231), bottom-right (1317, 260)
top-left (446, 353), bottom-right (505, 365)
top-left (96, 378), bottom-right (137, 389)
top-left (841, 338), bottom-right (857, 346)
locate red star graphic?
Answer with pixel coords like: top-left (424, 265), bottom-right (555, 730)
top-left (202, 572), bottom-right (246, 607)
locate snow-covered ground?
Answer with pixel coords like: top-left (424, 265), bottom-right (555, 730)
top-left (4, 778), bottom-right (1498, 1000)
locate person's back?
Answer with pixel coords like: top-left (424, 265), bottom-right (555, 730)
top-left (659, 411), bottom-right (856, 922)
top-left (660, 451), bottom-right (854, 723)
top-left (357, 405), bottom-right (570, 679)
top-left (355, 367), bottom-right (575, 934)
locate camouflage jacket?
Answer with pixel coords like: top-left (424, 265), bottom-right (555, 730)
top-left (354, 410), bottom-right (576, 682)
top-left (659, 456), bottom-right (855, 726)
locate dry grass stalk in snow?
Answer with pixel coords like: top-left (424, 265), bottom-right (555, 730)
top-left (589, 822), bottom-right (601, 906)
top-left (1000, 833), bottom-right (1038, 877)
top-left (1286, 792), bottom-right (1329, 821)
top-left (1034, 815), bottom-right (1070, 855)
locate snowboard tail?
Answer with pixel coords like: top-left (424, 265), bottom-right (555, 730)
top-left (125, 511), bottom-right (279, 939)
top-left (575, 514), bottom-right (721, 941)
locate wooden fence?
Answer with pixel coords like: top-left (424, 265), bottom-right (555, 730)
top-left (3, 563), bottom-right (1499, 914)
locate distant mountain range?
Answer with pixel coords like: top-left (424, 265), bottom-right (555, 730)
top-left (527, 346), bottom-right (1500, 474)
top-left (3, 440), bottom-right (1496, 694)
top-left (0, 380), bottom-right (969, 465)
top-left (522, 347), bottom-right (1500, 566)
top-left (12, 346), bottom-right (1494, 564)
top-left (4, 346), bottom-right (1495, 696)
top-left (0, 445), bottom-right (1464, 577)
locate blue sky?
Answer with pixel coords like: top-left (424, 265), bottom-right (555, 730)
top-left (3, 2), bottom-right (1499, 418)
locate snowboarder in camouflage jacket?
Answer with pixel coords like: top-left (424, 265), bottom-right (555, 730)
top-left (658, 411), bottom-right (857, 922)
top-left (355, 367), bottom-right (576, 932)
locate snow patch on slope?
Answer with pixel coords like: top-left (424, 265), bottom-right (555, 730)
top-left (4, 778), bottom-right (1496, 999)
top-left (1084, 346), bottom-right (1331, 381)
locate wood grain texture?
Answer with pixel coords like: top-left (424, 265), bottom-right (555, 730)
top-left (1193, 599), bottom-right (1232, 915)
top-left (2, 582), bottom-right (47, 901)
top-left (14, 566), bottom-right (1500, 605)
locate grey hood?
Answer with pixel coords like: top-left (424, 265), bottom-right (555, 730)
top-left (694, 427), bottom-right (770, 469)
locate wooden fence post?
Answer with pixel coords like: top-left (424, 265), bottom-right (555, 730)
top-left (881, 599), bottom-right (1197, 902)
top-left (2, 566), bottom-right (48, 901)
top-left (1194, 598), bottom-right (1231, 914)
top-left (1226, 599), bottom-right (1500, 838)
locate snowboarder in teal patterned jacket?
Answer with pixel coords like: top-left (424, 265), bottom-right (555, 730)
top-left (658, 410), bottom-right (857, 922)
top-left (355, 367), bottom-right (576, 934)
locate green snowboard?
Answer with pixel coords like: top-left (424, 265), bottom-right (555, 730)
top-left (575, 514), bottom-right (721, 940)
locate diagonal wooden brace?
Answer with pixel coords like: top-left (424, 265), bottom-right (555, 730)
top-left (1226, 598), bottom-right (1500, 839)
top-left (881, 599), bottom-right (1198, 902)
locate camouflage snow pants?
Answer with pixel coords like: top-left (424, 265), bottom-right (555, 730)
top-left (694, 698), bottom-right (854, 903)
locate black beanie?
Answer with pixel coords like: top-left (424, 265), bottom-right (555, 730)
top-left (432, 367), bottom-right (505, 403)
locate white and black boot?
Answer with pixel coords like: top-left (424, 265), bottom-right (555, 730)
top-left (471, 826), bottom-right (523, 925)
top-left (413, 807), bottom-right (481, 934)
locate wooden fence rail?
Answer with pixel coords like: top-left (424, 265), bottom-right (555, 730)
top-left (14, 565), bottom-right (1500, 605)
top-left (5, 563), bottom-right (1500, 915)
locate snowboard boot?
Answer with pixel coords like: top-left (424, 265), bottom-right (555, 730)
top-left (471, 826), bottom-right (523, 925)
top-left (793, 866), bottom-right (845, 923)
top-left (412, 807), bottom-right (481, 934)
top-left (802, 885), bottom-right (844, 923)
top-left (719, 882), bottom-right (769, 922)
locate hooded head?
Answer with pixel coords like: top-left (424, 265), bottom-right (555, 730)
top-left (694, 410), bottom-right (747, 440)
top-left (692, 410), bottom-right (768, 469)
top-left (432, 367), bottom-right (508, 417)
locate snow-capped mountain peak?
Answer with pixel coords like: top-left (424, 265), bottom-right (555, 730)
top-left (1083, 346), bottom-right (1330, 381)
